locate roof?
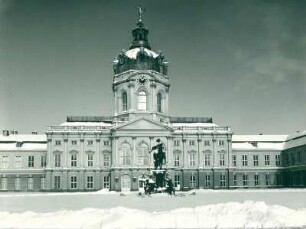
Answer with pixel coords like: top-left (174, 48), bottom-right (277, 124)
top-left (232, 142), bottom-right (285, 151)
top-left (0, 143), bottom-right (47, 151)
top-left (124, 48), bottom-right (159, 59)
top-left (171, 123), bottom-right (218, 127)
top-left (232, 135), bottom-right (288, 142)
top-left (170, 117), bottom-right (213, 123)
top-left (60, 122), bottom-right (112, 127)
top-left (0, 134), bottom-right (47, 143)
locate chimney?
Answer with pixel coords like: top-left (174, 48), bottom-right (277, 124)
top-left (2, 130), bottom-right (9, 136)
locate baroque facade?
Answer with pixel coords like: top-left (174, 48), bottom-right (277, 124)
top-left (0, 14), bottom-right (306, 192)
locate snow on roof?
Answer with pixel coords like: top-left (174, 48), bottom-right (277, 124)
top-left (232, 142), bottom-right (285, 151)
top-left (232, 135), bottom-right (288, 142)
top-left (171, 123), bottom-right (218, 127)
top-left (0, 143), bottom-right (47, 151)
top-left (60, 122), bottom-right (112, 127)
top-left (287, 130), bottom-right (306, 141)
top-left (0, 134), bottom-right (46, 142)
top-left (124, 48), bottom-right (159, 59)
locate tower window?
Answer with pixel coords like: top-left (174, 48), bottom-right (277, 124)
top-left (157, 92), bottom-right (162, 112)
top-left (122, 91), bottom-right (127, 111)
top-left (138, 91), bottom-right (147, 110)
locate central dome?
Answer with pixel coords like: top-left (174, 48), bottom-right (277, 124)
top-left (113, 18), bottom-right (168, 75)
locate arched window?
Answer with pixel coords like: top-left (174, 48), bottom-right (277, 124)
top-left (122, 91), bottom-right (127, 111)
top-left (157, 92), bottom-right (162, 113)
top-left (120, 143), bottom-right (131, 165)
top-left (137, 143), bottom-right (149, 165)
top-left (138, 91), bottom-right (147, 110)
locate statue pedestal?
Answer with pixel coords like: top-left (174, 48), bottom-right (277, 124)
top-left (151, 170), bottom-right (166, 188)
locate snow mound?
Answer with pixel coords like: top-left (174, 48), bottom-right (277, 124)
top-left (1, 201), bottom-right (306, 229)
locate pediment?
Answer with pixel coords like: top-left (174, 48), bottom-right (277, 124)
top-left (113, 118), bottom-right (172, 131)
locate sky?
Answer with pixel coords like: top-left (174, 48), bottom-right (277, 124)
top-left (0, 0), bottom-right (305, 135)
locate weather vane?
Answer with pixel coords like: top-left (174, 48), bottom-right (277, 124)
top-left (137, 6), bottom-right (145, 22)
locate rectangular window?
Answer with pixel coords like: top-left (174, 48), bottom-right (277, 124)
top-left (87, 140), bottom-right (93, 146)
top-left (88, 154), bottom-right (94, 167)
top-left (276, 173), bottom-right (281, 185)
top-left (242, 155), bottom-right (248, 166)
top-left (55, 154), bottom-right (61, 167)
top-left (15, 156), bottom-right (22, 168)
top-left (219, 140), bottom-right (225, 146)
top-left (189, 140), bottom-right (195, 146)
top-left (265, 174), bottom-right (269, 186)
top-left (291, 153), bottom-right (295, 165)
top-left (205, 174), bottom-right (211, 187)
top-left (41, 177), bottom-right (45, 190)
top-left (174, 175), bottom-right (180, 188)
top-left (104, 141), bottom-right (110, 146)
top-left (254, 174), bottom-right (259, 186)
top-left (54, 176), bottom-right (61, 190)
top-left (15, 178), bottom-right (21, 190)
top-left (70, 176), bottom-right (77, 189)
top-left (2, 155), bottom-right (9, 169)
top-left (243, 174), bottom-right (248, 186)
top-left (219, 153), bottom-right (225, 166)
top-left (28, 177), bottom-right (33, 190)
top-left (253, 155), bottom-right (259, 166)
top-left (204, 140), bottom-right (210, 146)
top-left (55, 140), bottom-right (61, 146)
top-left (275, 155), bottom-right (281, 166)
top-left (87, 176), bottom-right (94, 189)
top-left (103, 176), bottom-right (110, 189)
top-left (298, 151), bottom-right (302, 163)
top-left (28, 156), bottom-right (34, 168)
top-left (204, 154), bottom-right (211, 166)
top-left (190, 175), bottom-right (196, 188)
top-left (1, 178), bottom-right (7, 190)
top-left (174, 140), bottom-right (180, 147)
top-left (71, 140), bottom-right (77, 146)
top-left (233, 174), bottom-right (237, 186)
top-left (232, 155), bottom-right (237, 167)
top-left (174, 154), bottom-right (180, 167)
top-left (189, 154), bottom-right (196, 166)
top-left (71, 154), bottom-right (77, 167)
top-left (220, 174), bottom-right (226, 187)
top-left (104, 154), bottom-right (110, 167)
top-left (41, 155), bottom-right (47, 167)
top-left (264, 155), bottom-right (270, 166)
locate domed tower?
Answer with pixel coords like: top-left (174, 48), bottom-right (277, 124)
top-left (112, 7), bottom-right (170, 124)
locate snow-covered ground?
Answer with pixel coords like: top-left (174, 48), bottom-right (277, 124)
top-left (1, 189), bottom-right (306, 228)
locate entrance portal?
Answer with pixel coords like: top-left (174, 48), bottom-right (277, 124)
top-left (121, 175), bottom-right (131, 192)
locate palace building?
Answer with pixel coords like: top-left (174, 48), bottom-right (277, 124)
top-left (0, 11), bottom-right (305, 192)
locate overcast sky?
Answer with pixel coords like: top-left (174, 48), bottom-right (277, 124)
top-left (0, 0), bottom-right (305, 135)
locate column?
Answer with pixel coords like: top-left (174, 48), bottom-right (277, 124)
top-left (128, 83), bottom-right (134, 112)
top-left (197, 138), bottom-right (202, 168)
top-left (132, 137), bottom-right (137, 166)
top-left (182, 139), bottom-right (186, 168)
top-left (166, 136), bottom-right (173, 167)
top-left (96, 138), bottom-right (101, 167)
top-left (64, 138), bottom-right (68, 167)
top-left (47, 138), bottom-right (52, 169)
top-left (149, 137), bottom-right (154, 168)
top-left (80, 136), bottom-right (85, 167)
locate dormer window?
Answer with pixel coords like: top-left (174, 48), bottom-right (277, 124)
top-left (16, 142), bottom-right (23, 147)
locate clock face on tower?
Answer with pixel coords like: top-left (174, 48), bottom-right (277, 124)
top-left (136, 75), bottom-right (148, 86)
